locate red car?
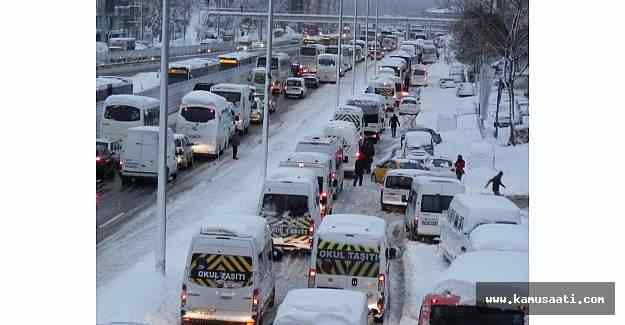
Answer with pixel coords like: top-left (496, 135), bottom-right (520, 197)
top-left (368, 49), bottom-right (384, 60)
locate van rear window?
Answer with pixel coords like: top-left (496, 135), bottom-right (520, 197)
top-left (261, 194), bottom-right (310, 217)
top-left (385, 176), bottom-right (413, 190)
top-left (181, 106), bottom-right (215, 123)
top-left (104, 105), bottom-right (140, 122)
top-left (420, 195), bottom-right (454, 213)
top-left (188, 253), bottom-right (253, 288)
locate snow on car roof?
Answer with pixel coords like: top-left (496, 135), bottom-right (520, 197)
top-left (317, 214), bottom-right (386, 238)
top-left (104, 94), bottom-right (159, 109)
top-left (275, 288), bottom-right (366, 325)
top-left (169, 58), bottom-right (210, 70)
top-left (182, 90), bottom-right (229, 107)
top-left (285, 151), bottom-right (331, 164)
top-left (469, 223), bottom-right (528, 252)
top-left (198, 215), bottom-right (267, 249)
top-left (210, 83), bottom-right (250, 91)
top-left (436, 251), bottom-right (528, 289)
top-left (450, 194), bottom-right (521, 232)
top-left (326, 120), bottom-right (357, 130)
top-left (404, 131), bottom-right (432, 145)
top-left (336, 104), bottom-right (363, 113)
top-left (96, 76), bottom-right (131, 90)
top-left (414, 175), bottom-right (461, 185)
top-left (349, 93), bottom-right (384, 103)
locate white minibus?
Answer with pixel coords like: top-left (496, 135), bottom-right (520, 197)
top-left (346, 94), bottom-right (386, 143)
top-left (296, 136), bottom-right (345, 198)
top-left (317, 53), bottom-right (341, 83)
top-left (334, 105), bottom-right (365, 140)
top-left (299, 44), bottom-right (326, 74)
top-left (279, 152), bottom-right (334, 216)
top-left (210, 83), bottom-right (254, 134)
top-left (412, 64), bottom-right (428, 87)
top-left (256, 52), bottom-right (291, 94)
top-left (100, 94), bottom-right (160, 143)
top-left (324, 120), bottom-right (361, 176)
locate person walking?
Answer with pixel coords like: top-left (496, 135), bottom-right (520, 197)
top-left (454, 155), bottom-right (466, 181)
top-left (485, 171), bottom-right (506, 195)
top-left (353, 157), bottom-right (365, 187)
top-left (231, 131), bottom-right (241, 160)
top-left (389, 114), bottom-right (400, 138)
top-left (363, 140), bottom-right (375, 174)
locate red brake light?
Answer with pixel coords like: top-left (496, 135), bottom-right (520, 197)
top-left (181, 284), bottom-right (187, 307)
top-left (96, 156), bottom-right (102, 163)
top-left (378, 273), bottom-right (385, 291)
top-left (431, 298), bottom-right (438, 304)
top-left (252, 288), bottom-right (260, 311)
top-left (308, 268), bottom-right (317, 288)
top-left (321, 192), bottom-right (327, 197)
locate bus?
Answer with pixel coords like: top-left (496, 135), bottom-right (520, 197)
top-left (218, 52), bottom-right (256, 71)
top-left (256, 52), bottom-right (291, 94)
top-left (299, 44), bottom-right (325, 74)
top-left (421, 45), bottom-right (438, 64)
top-left (108, 37), bottom-right (135, 51)
top-left (100, 95), bottom-right (160, 143)
top-left (96, 76), bottom-right (133, 102)
top-left (167, 58), bottom-right (213, 84)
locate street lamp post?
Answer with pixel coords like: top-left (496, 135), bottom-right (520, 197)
top-left (351, 0), bottom-right (357, 95)
top-left (262, 0), bottom-right (274, 180)
top-left (156, 0), bottom-right (170, 276)
top-left (374, 0), bottom-right (379, 78)
top-left (336, 0), bottom-right (344, 107)
top-left (364, 0), bottom-right (369, 82)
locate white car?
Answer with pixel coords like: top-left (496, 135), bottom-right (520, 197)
top-left (439, 78), bottom-right (456, 88)
top-left (456, 82), bottom-right (475, 97)
top-left (284, 77), bottom-right (307, 98)
top-left (398, 96), bottom-right (421, 116)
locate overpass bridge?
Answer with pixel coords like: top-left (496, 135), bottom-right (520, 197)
top-left (206, 10), bottom-right (457, 29)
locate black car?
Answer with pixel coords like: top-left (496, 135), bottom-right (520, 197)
top-left (193, 82), bottom-right (215, 92)
top-left (302, 74), bottom-right (319, 89)
top-left (96, 149), bottom-right (117, 180)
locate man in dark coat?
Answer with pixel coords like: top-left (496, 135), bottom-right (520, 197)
top-left (353, 157), bottom-right (365, 187)
top-left (231, 132), bottom-right (241, 160)
top-left (389, 114), bottom-right (401, 138)
top-left (485, 171), bottom-right (506, 195)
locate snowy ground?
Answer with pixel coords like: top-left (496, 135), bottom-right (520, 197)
top-left (97, 56), bottom-right (529, 324)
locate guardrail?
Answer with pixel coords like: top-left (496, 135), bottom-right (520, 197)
top-left (96, 42), bottom-right (235, 66)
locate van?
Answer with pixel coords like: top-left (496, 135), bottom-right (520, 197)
top-left (257, 167), bottom-right (322, 252)
top-left (333, 105), bottom-right (365, 140)
top-left (380, 169), bottom-right (453, 211)
top-left (317, 53), bottom-right (341, 83)
top-left (180, 216), bottom-right (276, 325)
top-left (346, 94), bottom-right (386, 143)
top-left (279, 152), bottom-right (335, 216)
top-left (411, 64), bottom-right (428, 87)
top-left (295, 136), bottom-right (345, 198)
top-left (100, 95), bottom-right (160, 143)
top-left (176, 91), bottom-right (234, 156)
top-left (404, 176), bottom-right (465, 241)
top-left (308, 214), bottom-right (399, 322)
top-left (210, 83), bottom-right (254, 135)
top-left (440, 194), bottom-right (522, 262)
top-left (120, 126), bottom-right (177, 185)
top-left (324, 120), bottom-right (361, 177)
top-left (274, 289), bottom-right (371, 325)
top-left (402, 131), bottom-right (434, 156)
top-left (365, 77), bottom-right (396, 112)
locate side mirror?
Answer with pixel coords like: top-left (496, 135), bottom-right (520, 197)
top-left (343, 156), bottom-right (348, 163)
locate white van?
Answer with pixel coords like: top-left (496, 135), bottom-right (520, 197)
top-left (180, 216), bottom-right (275, 325)
top-left (404, 176), bottom-right (465, 241)
top-left (176, 91), bottom-right (234, 156)
top-left (120, 126), bottom-right (177, 184)
top-left (100, 94), bottom-right (160, 143)
top-left (365, 77), bottom-right (396, 111)
top-left (346, 94), bottom-right (386, 143)
top-left (257, 167), bottom-right (322, 252)
top-left (295, 136), bottom-right (345, 198)
top-left (279, 152), bottom-right (334, 216)
top-left (440, 194), bottom-right (522, 262)
top-left (309, 214), bottom-right (399, 322)
top-left (324, 120), bottom-right (361, 176)
top-left (334, 105), bottom-right (365, 140)
top-left (317, 53), bottom-right (341, 83)
top-left (411, 64), bottom-right (428, 87)
top-left (274, 289), bottom-right (371, 325)
top-left (210, 83), bottom-right (255, 135)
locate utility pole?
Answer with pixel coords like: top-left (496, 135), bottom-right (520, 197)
top-left (156, 0), bottom-right (170, 276)
top-left (336, 0), bottom-right (344, 107)
top-left (351, 0), bottom-right (357, 95)
top-left (364, 0), bottom-right (369, 82)
top-left (374, 0), bottom-right (378, 78)
top-left (262, 0), bottom-right (274, 180)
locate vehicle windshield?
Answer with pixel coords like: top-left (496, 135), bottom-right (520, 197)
top-left (429, 305), bottom-right (525, 325)
top-left (363, 114), bottom-right (379, 124)
top-left (420, 194), bottom-right (454, 213)
top-left (96, 142), bottom-right (108, 151)
top-left (181, 106), bottom-right (215, 123)
top-left (399, 161), bottom-right (421, 169)
top-left (254, 72), bottom-right (265, 84)
top-left (301, 47), bottom-right (318, 56)
top-left (385, 175), bottom-right (413, 190)
top-left (319, 58), bottom-right (335, 66)
top-left (432, 159), bottom-right (452, 168)
top-left (188, 253), bottom-right (253, 288)
top-left (261, 194), bottom-right (310, 217)
top-left (104, 105), bottom-right (141, 122)
top-left (211, 91), bottom-right (242, 105)
top-left (414, 70), bottom-right (426, 76)
top-left (403, 99), bottom-right (417, 105)
top-left (287, 80), bottom-right (301, 87)
top-left (257, 57), bottom-right (279, 69)
top-left (175, 139), bottom-right (183, 147)
top-left (325, 47), bottom-right (338, 54)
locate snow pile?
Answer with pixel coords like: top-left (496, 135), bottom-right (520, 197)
top-left (469, 223), bottom-right (529, 252)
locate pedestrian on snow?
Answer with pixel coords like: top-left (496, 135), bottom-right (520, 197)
top-left (363, 140), bottom-right (375, 174)
top-left (353, 156), bottom-right (366, 186)
top-left (485, 171), bottom-right (506, 195)
top-left (389, 114), bottom-right (401, 138)
top-left (454, 155), bottom-right (465, 181)
top-left (231, 131), bottom-right (241, 160)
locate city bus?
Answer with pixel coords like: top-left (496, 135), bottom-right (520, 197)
top-left (256, 52), bottom-right (291, 94)
top-left (100, 95), bottom-right (160, 143)
top-left (168, 58), bottom-right (213, 84)
top-left (299, 44), bottom-right (325, 74)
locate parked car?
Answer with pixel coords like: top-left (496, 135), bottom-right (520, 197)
top-left (401, 127), bottom-right (442, 145)
top-left (285, 77), bottom-right (307, 98)
top-left (456, 82), bottom-right (475, 97)
top-left (96, 148), bottom-right (117, 180)
top-left (174, 133), bottom-right (194, 169)
top-left (398, 96), bottom-right (421, 116)
top-left (439, 78), bottom-right (456, 88)
top-left (192, 82), bottom-right (215, 92)
top-left (302, 73), bottom-right (320, 89)
top-left (371, 158), bottom-right (426, 184)
top-left (96, 138), bottom-right (122, 168)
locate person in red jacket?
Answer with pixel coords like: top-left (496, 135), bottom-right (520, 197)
top-left (454, 155), bottom-right (465, 181)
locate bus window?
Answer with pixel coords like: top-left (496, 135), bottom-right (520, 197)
top-left (180, 107), bottom-right (215, 123)
top-left (104, 105), bottom-right (140, 122)
top-left (319, 58), bottom-right (335, 66)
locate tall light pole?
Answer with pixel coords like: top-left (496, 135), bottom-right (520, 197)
top-left (351, 0), bottom-right (357, 95)
top-left (374, 0), bottom-right (379, 78)
top-left (336, 0), bottom-right (344, 107)
top-left (156, 0), bottom-right (170, 276)
top-left (262, 0), bottom-right (274, 180)
top-left (364, 0), bottom-right (369, 82)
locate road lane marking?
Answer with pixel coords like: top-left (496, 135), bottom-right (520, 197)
top-left (99, 212), bottom-right (125, 229)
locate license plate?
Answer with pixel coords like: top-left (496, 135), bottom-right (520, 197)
top-left (422, 218), bottom-right (438, 226)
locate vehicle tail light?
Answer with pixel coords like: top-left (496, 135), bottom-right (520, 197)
top-left (332, 172), bottom-right (336, 180)
top-left (96, 156), bottom-right (102, 163)
top-left (181, 284), bottom-right (187, 307)
top-left (308, 268), bottom-right (316, 288)
top-left (378, 273), bottom-right (385, 291)
top-left (252, 288), bottom-right (260, 312)
top-left (321, 192), bottom-right (327, 197)
top-left (356, 151), bottom-right (361, 159)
